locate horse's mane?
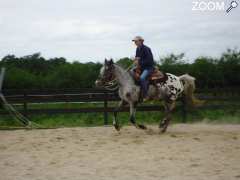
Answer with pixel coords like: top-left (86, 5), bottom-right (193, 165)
top-left (113, 63), bottom-right (135, 85)
top-left (114, 63), bottom-right (129, 73)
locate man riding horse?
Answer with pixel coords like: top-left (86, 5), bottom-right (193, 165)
top-left (95, 37), bottom-right (202, 132)
top-left (131, 36), bottom-right (155, 102)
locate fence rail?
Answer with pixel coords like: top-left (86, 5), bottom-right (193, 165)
top-left (0, 88), bottom-right (240, 125)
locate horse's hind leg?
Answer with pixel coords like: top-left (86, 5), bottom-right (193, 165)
top-left (129, 102), bottom-right (147, 130)
top-left (159, 100), bottom-right (176, 133)
top-left (113, 100), bottom-right (127, 131)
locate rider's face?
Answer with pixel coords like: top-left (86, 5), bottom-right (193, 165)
top-left (134, 40), bottom-right (142, 47)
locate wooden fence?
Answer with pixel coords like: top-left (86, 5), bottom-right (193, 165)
top-left (0, 88), bottom-right (240, 125)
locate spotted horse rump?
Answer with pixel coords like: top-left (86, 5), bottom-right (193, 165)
top-left (157, 73), bottom-right (184, 101)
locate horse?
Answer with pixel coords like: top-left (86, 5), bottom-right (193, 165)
top-left (95, 59), bottom-right (202, 133)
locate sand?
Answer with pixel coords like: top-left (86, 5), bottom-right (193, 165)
top-left (0, 124), bottom-right (240, 180)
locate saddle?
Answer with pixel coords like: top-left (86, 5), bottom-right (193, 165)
top-left (133, 66), bottom-right (168, 85)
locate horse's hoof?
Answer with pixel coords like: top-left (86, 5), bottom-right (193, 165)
top-left (138, 124), bottom-right (147, 130)
top-left (160, 126), bottom-right (168, 133)
top-left (161, 129), bottom-right (167, 133)
top-left (159, 123), bottom-right (168, 133)
top-left (114, 124), bottom-right (121, 131)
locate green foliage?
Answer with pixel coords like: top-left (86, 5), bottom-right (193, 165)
top-left (45, 62), bottom-right (101, 88)
top-left (158, 49), bottom-right (240, 88)
top-left (116, 57), bottom-right (132, 68)
top-left (4, 67), bottom-right (39, 89)
top-left (0, 53), bottom-right (101, 89)
top-left (0, 49), bottom-right (240, 90)
top-left (159, 53), bottom-right (186, 65)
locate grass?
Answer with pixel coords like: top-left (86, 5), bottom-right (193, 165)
top-left (0, 100), bottom-right (240, 128)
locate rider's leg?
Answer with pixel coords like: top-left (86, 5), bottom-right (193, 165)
top-left (129, 66), bottom-right (137, 78)
top-left (140, 69), bottom-right (150, 98)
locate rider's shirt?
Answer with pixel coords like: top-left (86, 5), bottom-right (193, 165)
top-left (135, 44), bottom-right (154, 70)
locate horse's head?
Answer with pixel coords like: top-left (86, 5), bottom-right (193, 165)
top-left (95, 58), bottom-right (115, 87)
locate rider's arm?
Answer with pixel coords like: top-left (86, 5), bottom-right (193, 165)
top-left (134, 48), bottom-right (140, 65)
top-left (141, 46), bottom-right (154, 68)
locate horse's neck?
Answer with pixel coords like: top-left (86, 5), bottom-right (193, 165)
top-left (114, 64), bottom-right (135, 88)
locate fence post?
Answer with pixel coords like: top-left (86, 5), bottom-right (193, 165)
top-left (0, 68), bottom-right (5, 109)
top-left (181, 97), bottom-right (187, 123)
top-left (23, 90), bottom-right (28, 117)
top-left (0, 68), bottom-right (6, 92)
top-left (103, 92), bottom-right (108, 125)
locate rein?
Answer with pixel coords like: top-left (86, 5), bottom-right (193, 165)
top-left (103, 63), bottom-right (135, 91)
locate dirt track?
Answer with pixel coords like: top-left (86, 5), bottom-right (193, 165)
top-left (0, 124), bottom-right (240, 180)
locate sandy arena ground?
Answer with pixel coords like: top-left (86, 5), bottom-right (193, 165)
top-left (0, 124), bottom-right (240, 180)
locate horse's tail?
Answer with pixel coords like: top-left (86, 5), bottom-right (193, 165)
top-left (179, 74), bottom-right (204, 107)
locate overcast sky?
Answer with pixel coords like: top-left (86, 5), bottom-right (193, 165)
top-left (0, 0), bottom-right (239, 63)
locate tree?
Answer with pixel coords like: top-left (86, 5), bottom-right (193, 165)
top-left (159, 53), bottom-right (185, 65)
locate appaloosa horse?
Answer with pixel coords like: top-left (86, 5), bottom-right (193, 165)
top-left (95, 59), bottom-right (201, 133)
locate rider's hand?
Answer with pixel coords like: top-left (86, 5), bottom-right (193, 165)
top-left (133, 59), bottom-right (138, 65)
top-left (133, 57), bottom-right (140, 65)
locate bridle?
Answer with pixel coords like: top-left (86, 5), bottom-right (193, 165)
top-left (98, 62), bottom-right (135, 91)
top-left (98, 64), bottom-right (118, 90)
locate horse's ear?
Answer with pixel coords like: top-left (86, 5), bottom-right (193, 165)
top-left (104, 58), bottom-right (108, 64)
top-left (109, 58), bottom-right (113, 64)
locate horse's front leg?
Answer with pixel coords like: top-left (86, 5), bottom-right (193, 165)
top-left (129, 102), bottom-right (147, 130)
top-left (113, 100), bottom-right (127, 131)
top-left (159, 100), bottom-right (176, 133)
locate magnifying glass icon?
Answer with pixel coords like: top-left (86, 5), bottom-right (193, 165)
top-left (226, 1), bottom-right (238, 13)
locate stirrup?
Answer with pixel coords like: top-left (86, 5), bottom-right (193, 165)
top-left (138, 90), bottom-right (144, 103)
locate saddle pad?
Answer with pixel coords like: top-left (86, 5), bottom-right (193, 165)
top-left (149, 69), bottom-right (164, 80)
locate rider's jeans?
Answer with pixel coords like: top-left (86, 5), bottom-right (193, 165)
top-left (140, 68), bottom-right (153, 98)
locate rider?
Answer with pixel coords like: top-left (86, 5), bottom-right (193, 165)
top-left (132, 36), bottom-right (155, 101)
